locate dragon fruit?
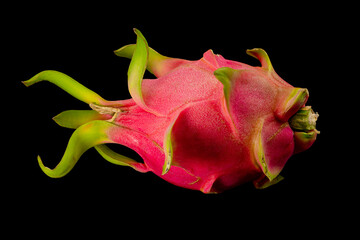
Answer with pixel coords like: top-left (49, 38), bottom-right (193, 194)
top-left (23, 29), bottom-right (319, 193)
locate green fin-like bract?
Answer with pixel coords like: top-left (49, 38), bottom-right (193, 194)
top-left (94, 144), bottom-right (149, 173)
top-left (115, 41), bottom-right (187, 78)
top-left (22, 70), bottom-right (106, 104)
top-left (246, 48), bottom-right (273, 71)
top-left (38, 120), bottom-right (114, 178)
top-left (53, 110), bottom-right (109, 129)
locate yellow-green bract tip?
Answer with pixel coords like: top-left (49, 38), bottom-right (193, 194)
top-left (23, 70), bottom-right (106, 105)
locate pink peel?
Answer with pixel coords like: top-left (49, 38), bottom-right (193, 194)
top-left (24, 29), bottom-right (319, 193)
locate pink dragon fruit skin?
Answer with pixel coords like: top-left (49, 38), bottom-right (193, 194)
top-left (23, 29), bottom-right (319, 193)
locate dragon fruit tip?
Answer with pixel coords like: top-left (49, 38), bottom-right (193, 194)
top-left (290, 106), bottom-right (320, 133)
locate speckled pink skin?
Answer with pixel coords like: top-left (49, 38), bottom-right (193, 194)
top-left (106, 49), bottom-right (313, 193)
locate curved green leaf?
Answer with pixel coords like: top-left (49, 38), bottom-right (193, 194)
top-left (53, 110), bottom-right (110, 129)
top-left (246, 48), bottom-right (273, 71)
top-left (23, 70), bottom-right (106, 104)
top-left (38, 120), bottom-right (114, 178)
top-left (127, 28), bottom-right (148, 110)
top-left (94, 144), bottom-right (149, 173)
top-left (115, 43), bottom-right (187, 78)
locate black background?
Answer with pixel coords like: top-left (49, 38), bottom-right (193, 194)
top-left (6, 3), bottom-right (354, 236)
